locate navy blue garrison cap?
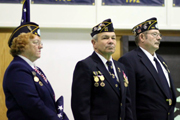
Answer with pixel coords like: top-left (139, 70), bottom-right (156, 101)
top-left (91, 18), bottom-right (114, 37)
top-left (8, 22), bottom-right (40, 47)
top-left (132, 17), bottom-right (159, 36)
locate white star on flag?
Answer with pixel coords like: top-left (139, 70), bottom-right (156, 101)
top-left (24, 8), bottom-right (26, 12)
top-left (58, 113), bottom-right (62, 118)
top-left (21, 0), bottom-right (30, 25)
top-left (58, 105), bottom-right (63, 111)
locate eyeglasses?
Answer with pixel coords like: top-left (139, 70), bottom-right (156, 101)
top-left (145, 32), bottom-right (162, 38)
top-left (32, 40), bottom-right (43, 46)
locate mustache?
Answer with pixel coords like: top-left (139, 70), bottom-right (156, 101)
top-left (155, 42), bottom-right (160, 44)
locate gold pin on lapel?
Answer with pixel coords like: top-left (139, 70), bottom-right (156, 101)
top-left (32, 71), bottom-right (39, 82)
top-left (163, 62), bottom-right (170, 73)
top-left (39, 81), bottom-right (43, 86)
top-left (32, 71), bottom-right (36, 76)
top-left (118, 67), bottom-right (121, 73)
top-left (166, 99), bottom-right (172, 106)
top-left (34, 76), bottom-right (39, 82)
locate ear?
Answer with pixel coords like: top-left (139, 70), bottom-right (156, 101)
top-left (91, 39), bottom-right (98, 50)
top-left (139, 33), bottom-right (145, 42)
top-left (91, 39), bottom-right (96, 45)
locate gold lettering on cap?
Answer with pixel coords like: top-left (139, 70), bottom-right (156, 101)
top-left (105, 27), bottom-right (108, 31)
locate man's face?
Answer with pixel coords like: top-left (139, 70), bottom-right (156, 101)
top-left (23, 35), bottom-right (43, 62)
top-left (142, 29), bottom-right (162, 52)
top-left (92, 32), bottom-right (116, 57)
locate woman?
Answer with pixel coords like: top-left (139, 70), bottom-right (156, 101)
top-left (3, 22), bottom-right (68, 120)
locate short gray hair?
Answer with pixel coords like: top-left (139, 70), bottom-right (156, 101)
top-left (135, 31), bottom-right (148, 46)
top-left (92, 34), bottom-right (98, 41)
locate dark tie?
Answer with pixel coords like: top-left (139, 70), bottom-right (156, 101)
top-left (154, 57), bottom-right (171, 97)
top-left (106, 61), bottom-right (120, 90)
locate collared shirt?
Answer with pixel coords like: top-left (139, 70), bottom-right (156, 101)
top-left (18, 55), bottom-right (35, 69)
top-left (95, 52), bottom-right (119, 82)
top-left (140, 47), bottom-right (170, 87)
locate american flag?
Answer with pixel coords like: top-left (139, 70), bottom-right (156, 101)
top-left (21, 0), bottom-right (30, 25)
top-left (56, 96), bottom-right (69, 120)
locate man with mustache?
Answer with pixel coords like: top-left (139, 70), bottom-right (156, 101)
top-left (71, 18), bottom-right (133, 120)
top-left (118, 17), bottom-right (176, 120)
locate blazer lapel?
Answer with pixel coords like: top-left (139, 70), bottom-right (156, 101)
top-left (91, 52), bottom-right (120, 97)
top-left (15, 56), bottom-right (56, 102)
top-left (114, 60), bottom-right (124, 97)
top-left (137, 48), bottom-right (169, 98)
top-left (35, 68), bottom-right (55, 101)
top-left (157, 55), bottom-right (176, 100)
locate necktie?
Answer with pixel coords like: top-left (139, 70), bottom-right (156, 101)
top-left (106, 61), bottom-right (120, 90)
top-left (34, 68), bottom-right (48, 83)
top-left (154, 57), bottom-right (171, 97)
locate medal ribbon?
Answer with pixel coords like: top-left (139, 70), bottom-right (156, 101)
top-left (34, 68), bottom-right (48, 83)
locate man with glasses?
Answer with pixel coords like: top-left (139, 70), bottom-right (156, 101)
top-left (118, 17), bottom-right (176, 120)
top-left (3, 22), bottom-right (68, 120)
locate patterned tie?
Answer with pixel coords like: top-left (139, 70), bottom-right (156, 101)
top-left (34, 67), bottom-right (48, 83)
top-left (154, 57), bottom-right (171, 97)
top-left (106, 61), bottom-right (120, 90)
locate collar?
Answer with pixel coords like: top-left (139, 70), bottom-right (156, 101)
top-left (139, 47), bottom-right (157, 62)
top-left (18, 55), bottom-right (35, 69)
top-left (95, 52), bottom-right (113, 65)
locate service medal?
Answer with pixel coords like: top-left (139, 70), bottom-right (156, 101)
top-left (124, 78), bottom-right (129, 84)
top-left (94, 76), bottom-right (99, 82)
top-left (100, 82), bottom-right (105, 87)
top-left (39, 81), bottom-right (43, 86)
top-left (123, 71), bottom-right (129, 87)
top-left (124, 82), bottom-right (128, 87)
top-left (124, 78), bottom-right (129, 87)
top-left (99, 75), bottom-right (105, 81)
top-left (94, 82), bottom-right (99, 87)
top-left (34, 76), bottom-right (39, 82)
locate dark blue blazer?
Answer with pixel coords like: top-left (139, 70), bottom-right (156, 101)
top-left (71, 52), bottom-right (133, 120)
top-left (3, 56), bottom-right (61, 120)
top-left (118, 47), bottom-right (176, 120)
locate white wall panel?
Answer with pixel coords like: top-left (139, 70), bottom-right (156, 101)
top-left (31, 4), bottom-right (97, 28)
top-left (0, 4), bottom-right (22, 27)
top-left (35, 28), bottom-right (93, 120)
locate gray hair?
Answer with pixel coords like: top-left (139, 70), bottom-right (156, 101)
top-left (135, 31), bottom-right (148, 46)
top-left (92, 34), bottom-right (98, 41)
